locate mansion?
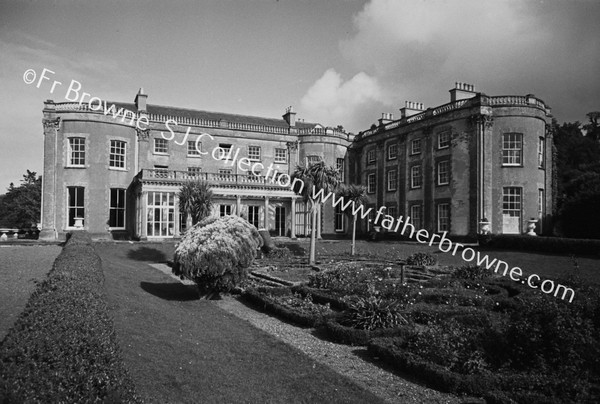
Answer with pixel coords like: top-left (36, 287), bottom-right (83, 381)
top-left (39, 82), bottom-right (554, 240)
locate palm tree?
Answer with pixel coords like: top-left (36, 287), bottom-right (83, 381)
top-left (178, 179), bottom-right (214, 229)
top-left (336, 184), bottom-right (369, 255)
top-left (291, 161), bottom-right (339, 266)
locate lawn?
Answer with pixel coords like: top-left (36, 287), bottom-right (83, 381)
top-left (95, 242), bottom-right (384, 403)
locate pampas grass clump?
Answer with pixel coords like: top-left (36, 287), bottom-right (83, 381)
top-left (173, 215), bottom-right (263, 297)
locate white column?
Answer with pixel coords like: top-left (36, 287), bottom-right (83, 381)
top-left (263, 197), bottom-right (269, 229)
top-left (317, 203), bottom-right (322, 239)
top-left (290, 198), bottom-right (296, 239)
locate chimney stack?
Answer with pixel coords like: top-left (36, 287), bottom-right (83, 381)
top-left (378, 112), bottom-right (394, 126)
top-left (450, 82), bottom-right (476, 102)
top-left (134, 87), bottom-right (147, 112)
top-left (400, 101), bottom-right (425, 119)
top-left (283, 106), bottom-right (296, 127)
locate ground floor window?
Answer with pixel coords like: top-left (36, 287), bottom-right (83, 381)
top-left (410, 204), bottom-right (422, 229)
top-left (147, 191), bottom-right (175, 237)
top-left (248, 205), bottom-right (260, 227)
top-left (334, 204), bottom-right (344, 232)
top-left (502, 187), bottom-right (522, 234)
top-left (109, 188), bottom-right (126, 229)
top-left (437, 203), bottom-right (450, 232)
top-left (220, 204), bottom-right (232, 217)
top-left (67, 186), bottom-right (85, 227)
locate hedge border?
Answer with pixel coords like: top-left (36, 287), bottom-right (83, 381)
top-left (0, 231), bottom-right (141, 403)
top-left (322, 319), bottom-right (413, 346)
top-left (480, 234), bottom-right (600, 256)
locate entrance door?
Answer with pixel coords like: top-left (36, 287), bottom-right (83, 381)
top-left (275, 206), bottom-right (286, 236)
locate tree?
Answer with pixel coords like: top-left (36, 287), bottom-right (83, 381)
top-left (0, 170), bottom-right (41, 228)
top-left (584, 111), bottom-right (600, 142)
top-left (172, 215), bottom-right (263, 299)
top-left (336, 184), bottom-right (369, 255)
top-left (559, 172), bottom-right (600, 239)
top-left (178, 179), bottom-right (214, 229)
top-left (291, 161), bottom-right (339, 265)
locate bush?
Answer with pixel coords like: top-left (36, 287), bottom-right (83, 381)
top-left (451, 264), bottom-right (492, 280)
top-left (340, 296), bottom-right (408, 331)
top-left (0, 231), bottom-right (140, 403)
top-left (173, 215), bottom-right (263, 296)
top-left (405, 252), bottom-right (437, 266)
top-left (264, 246), bottom-right (293, 259)
top-left (482, 234), bottom-right (600, 256)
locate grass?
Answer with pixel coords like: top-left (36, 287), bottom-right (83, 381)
top-left (95, 242), bottom-right (384, 403)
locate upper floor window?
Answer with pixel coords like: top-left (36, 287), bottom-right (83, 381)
top-left (109, 140), bottom-right (126, 169)
top-left (367, 149), bottom-right (376, 164)
top-left (387, 144), bottom-right (398, 160)
top-left (154, 138), bottom-right (168, 154)
top-left (367, 173), bottom-right (376, 194)
top-left (502, 133), bottom-right (522, 166)
top-left (387, 169), bottom-right (397, 191)
top-left (411, 138), bottom-right (422, 155)
top-left (438, 131), bottom-right (451, 149)
top-left (336, 158), bottom-right (345, 182)
top-left (437, 160), bottom-right (450, 185)
top-left (68, 137), bottom-right (85, 166)
top-left (218, 143), bottom-right (232, 159)
top-left (275, 148), bottom-right (287, 163)
top-left (187, 140), bottom-right (201, 156)
top-left (538, 137), bottom-right (545, 168)
top-left (248, 146), bottom-right (261, 161)
top-left (307, 155), bottom-right (321, 165)
top-left (410, 165), bottom-right (422, 188)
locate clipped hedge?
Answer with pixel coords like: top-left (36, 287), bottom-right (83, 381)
top-left (323, 319), bottom-right (413, 346)
top-left (241, 287), bottom-right (326, 328)
top-left (291, 285), bottom-right (351, 311)
top-left (481, 234), bottom-right (600, 256)
top-left (0, 231), bottom-right (140, 403)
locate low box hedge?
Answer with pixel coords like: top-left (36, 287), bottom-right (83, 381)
top-left (481, 234), bottom-right (600, 256)
top-left (322, 319), bottom-right (413, 346)
top-left (291, 285), bottom-right (351, 311)
top-left (241, 287), bottom-right (326, 328)
top-left (0, 231), bottom-right (140, 403)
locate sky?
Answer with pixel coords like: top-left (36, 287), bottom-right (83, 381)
top-left (0, 0), bottom-right (599, 189)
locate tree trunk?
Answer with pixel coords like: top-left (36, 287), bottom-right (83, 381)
top-left (351, 216), bottom-right (357, 255)
top-left (309, 206), bottom-right (318, 265)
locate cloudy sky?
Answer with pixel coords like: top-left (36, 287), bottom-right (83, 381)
top-left (1, 0), bottom-right (599, 188)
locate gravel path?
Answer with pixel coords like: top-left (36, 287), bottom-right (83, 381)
top-left (214, 295), bottom-right (465, 404)
top-left (0, 245), bottom-right (62, 340)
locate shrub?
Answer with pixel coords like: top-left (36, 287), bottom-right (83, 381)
top-left (340, 296), bottom-right (408, 331)
top-left (405, 252), bottom-right (437, 266)
top-left (482, 234), bottom-right (600, 256)
top-left (173, 215), bottom-right (263, 297)
top-left (451, 264), bottom-right (492, 280)
top-left (264, 246), bottom-right (293, 259)
top-left (0, 231), bottom-right (140, 403)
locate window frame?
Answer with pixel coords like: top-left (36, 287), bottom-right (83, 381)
top-left (367, 149), bottom-right (376, 164)
top-left (67, 137), bottom-right (86, 167)
top-left (187, 140), bottom-right (201, 157)
top-left (154, 138), bottom-right (169, 155)
top-left (109, 139), bottom-right (127, 169)
top-left (67, 186), bottom-right (85, 228)
top-left (437, 159), bottom-right (450, 186)
top-left (248, 145), bottom-right (261, 161)
top-left (334, 204), bottom-right (345, 232)
top-left (538, 137), bottom-right (545, 168)
top-left (411, 138), bottom-right (422, 155)
top-left (274, 148), bottom-right (287, 163)
top-left (336, 158), bottom-right (345, 182)
top-left (410, 165), bottom-right (422, 189)
top-left (437, 203), bottom-right (450, 233)
top-left (108, 188), bottom-right (126, 230)
top-left (367, 173), bottom-right (376, 194)
top-left (438, 131), bottom-right (451, 149)
top-left (502, 133), bottom-right (523, 166)
top-left (387, 169), bottom-right (397, 191)
top-left (410, 204), bottom-right (422, 229)
top-left (387, 144), bottom-right (398, 160)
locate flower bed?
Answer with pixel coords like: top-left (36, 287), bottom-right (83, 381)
top-left (0, 231), bottom-right (140, 403)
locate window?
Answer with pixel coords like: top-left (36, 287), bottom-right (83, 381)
top-left (109, 140), bottom-right (126, 169)
top-left (219, 204), bottom-right (232, 217)
top-left (437, 160), bottom-right (450, 185)
top-left (538, 137), bottom-right (545, 168)
top-left (154, 138), bottom-right (168, 154)
top-left (411, 138), bottom-right (422, 155)
top-left (410, 165), bottom-right (422, 188)
top-left (334, 204), bottom-right (345, 232)
top-left (307, 155), bottom-right (321, 165)
top-left (410, 205), bottom-right (422, 229)
top-left (275, 148), bottom-right (287, 163)
top-left (437, 203), bottom-right (450, 232)
top-left (538, 188), bottom-right (544, 233)
top-left (218, 143), bottom-right (232, 159)
top-left (109, 188), bottom-right (126, 229)
top-left (387, 144), bottom-right (398, 160)
top-left (367, 149), bottom-right (376, 164)
top-left (502, 187), bottom-right (522, 233)
top-left (187, 140), bottom-right (201, 156)
top-left (502, 133), bottom-right (522, 166)
top-left (67, 186), bottom-right (84, 227)
top-left (336, 158), bottom-right (345, 182)
top-left (387, 206), bottom-right (397, 219)
top-left (68, 138), bottom-right (85, 166)
top-left (248, 205), bottom-right (260, 227)
top-left (367, 173), bottom-right (376, 194)
top-left (187, 167), bottom-right (202, 177)
top-left (387, 169), bottom-right (397, 191)
top-left (248, 146), bottom-right (261, 161)
top-left (147, 192), bottom-right (175, 237)
top-left (438, 131), bottom-right (451, 149)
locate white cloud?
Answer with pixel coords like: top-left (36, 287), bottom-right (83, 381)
top-left (300, 68), bottom-right (387, 132)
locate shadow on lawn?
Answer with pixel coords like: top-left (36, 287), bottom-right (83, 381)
top-left (127, 247), bottom-right (167, 262)
top-left (140, 281), bottom-right (199, 301)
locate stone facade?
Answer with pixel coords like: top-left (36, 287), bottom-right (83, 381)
top-left (349, 83), bottom-right (554, 238)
